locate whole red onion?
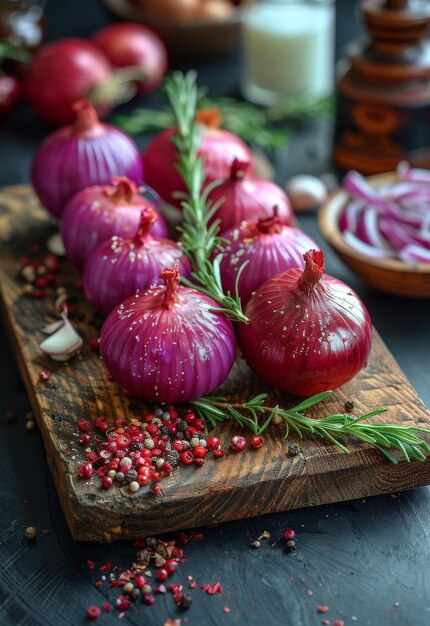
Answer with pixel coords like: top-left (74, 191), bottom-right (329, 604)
top-left (31, 100), bottom-right (143, 217)
top-left (61, 177), bottom-right (167, 269)
top-left (100, 265), bottom-right (236, 402)
top-left (83, 208), bottom-right (191, 316)
top-left (142, 122), bottom-right (253, 208)
top-left (25, 39), bottom-right (112, 126)
top-left (91, 23), bottom-right (168, 96)
top-left (209, 159), bottom-right (292, 231)
top-left (239, 250), bottom-right (372, 396)
top-left (218, 209), bottom-right (317, 305)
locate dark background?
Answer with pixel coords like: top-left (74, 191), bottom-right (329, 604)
top-left (1, 1), bottom-right (430, 625)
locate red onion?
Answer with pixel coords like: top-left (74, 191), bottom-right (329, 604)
top-left (340, 166), bottom-right (430, 264)
top-left (83, 208), bottom-right (191, 316)
top-left (208, 159), bottom-right (292, 231)
top-left (239, 250), bottom-right (372, 396)
top-left (31, 100), bottom-right (143, 217)
top-left (217, 208), bottom-right (317, 305)
top-left (100, 265), bottom-right (236, 402)
top-left (91, 23), bottom-right (168, 96)
top-left (142, 122), bottom-right (253, 208)
top-left (25, 39), bottom-right (112, 126)
top-left (61, 177), bottom-right (167, 269)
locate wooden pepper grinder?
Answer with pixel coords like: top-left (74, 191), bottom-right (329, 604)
top-left (333, 0), bottom-right (430, 174)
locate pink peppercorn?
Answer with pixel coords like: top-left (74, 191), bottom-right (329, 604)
top-left (193, 446), bottom-right (208, 458)
top-left (79, 433), bottom-right (91, 446)
top-left (39, 369), bottom-right (51, 382)
top-left (142, 593), bottom-right (155, 605)
top-left (162, 462), bottom-right (173, 474)
top-left (230, 435), bottom-right (247, 451)
top-left (116, 595), bottom-right (130, 611)
top-left (213, 449), bottom-right (225, 458)
top-left (333, 621), bottom-right (344, 626)
top-left (157, 568), bottom-right (168, 582)
top-left (165, 559), bottom-right (179, 574)
top-left (284, 529), bottom-right (296, 540)
top-left (78, 463), bottom-right (94, 479)
top-left (172, 440), bottom-right (183, 452)
top-left (101, 476), bottom-right (112, 490)
top-left (134, 575), bottom-right (146, 588)
top-left (194, 458), bottom-right (205, 467)
top-left (250, 435), bottom-right (264, 449)
top-left (86, 605), bottom-right (100, 620)
top-left (207, 436), bottom-right (220, 450)
top-left (78, 419), bottom-right (92, 432)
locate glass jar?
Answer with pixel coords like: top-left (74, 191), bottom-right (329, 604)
top-left (241, 0), bottom-right (335, 105)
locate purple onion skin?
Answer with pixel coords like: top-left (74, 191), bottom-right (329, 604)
top-left (239, 251), bottom-right (373, 397)
top-left (100, 286), bottom-right (236, 403)
top-left (218, 224), bottom-right (317, 305)
top-left (31, 124), bottom-right (143, 218)
top-left (83, 236), bottom-right (192, 316)
top-left (61, 186), bottom-right (168, 269)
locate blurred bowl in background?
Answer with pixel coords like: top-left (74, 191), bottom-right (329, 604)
top-left (103, 0), bottom-right (243, 59)
top-left (318, 172), bottom-right (430, 298)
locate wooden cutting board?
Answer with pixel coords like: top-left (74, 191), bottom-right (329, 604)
top-left (1, 184), bottom-right (430, 543)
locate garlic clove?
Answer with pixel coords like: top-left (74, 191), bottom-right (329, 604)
top-left (286, 175), bottom-right (328, 213)
top-left (47, 232), bottom-right (66, 256)
top-left (40, 319), bottom-right (65, 335)
top-left (39, 314), bottom-right (83, 361)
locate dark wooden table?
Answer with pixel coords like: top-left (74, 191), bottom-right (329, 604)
top-left (1, 1), bottom-right (430, 625)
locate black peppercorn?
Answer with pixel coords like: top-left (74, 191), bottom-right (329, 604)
top-left (181, 592), bottom-right (192, 609)
top-left (288, 443), bottom-right (300, 456)
top-left (344, 400), bottom-right (355, 411)
top-left (125, 470), bottom-right (138, 483)
top-left (146, 536), bottom-right (158, 549)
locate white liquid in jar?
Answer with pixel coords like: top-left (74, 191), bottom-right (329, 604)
top-left (241, 2), bottom-right (335, 104)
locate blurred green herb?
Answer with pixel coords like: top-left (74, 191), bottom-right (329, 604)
top-left (0, 40), bottom-right (30, 65)
top-left (113, 83), bottom-right (333, 152)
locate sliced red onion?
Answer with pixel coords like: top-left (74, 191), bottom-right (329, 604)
top-left (100, 265), bottom-right (236, 402)
top-left (83, 207), bottom-right (191, 316)
top-left (343, 231), bottom-right (395, 259)
top-left (398, 244), bottom-right (430, 264)
top-left (61, 176), bottom-right (167, 269)
top-left (338, 199), bottom-right (365, 233)
top-left (340, 164), bottom-right (430, 265)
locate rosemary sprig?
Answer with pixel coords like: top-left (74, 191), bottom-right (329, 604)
top-left (164, 70), bottom-right (248, 323)
top-left (191, 391), bottom-right (430, 464)
top-left (113, 88), bottom-right (333, 152)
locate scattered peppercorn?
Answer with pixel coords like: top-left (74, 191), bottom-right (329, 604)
top-left (5, 410), bottom-right (17, 422)
top-left (288, 443), bottom-right (300, 456)
top-left (86, 605), bottom-right (101, 620)
top-left (230, 435), bottom-right (247, 451)
top-left (283, 528), bottom-right (296, 540)
top-left (25, 420), bottom-right (36, 431)
top-left (181, 592), bottom-right (192, 609)
top-left (25, 526), bottom-right (37, 541)
top-left (344, 400), bottom-right (355, 411)
top-left (316, 605), bottom-right (330, 614)
top-left (250, 435), bottom-right (265, 449)
top-left (38, 369), bottom-right (51, 382)
top-left (250, 540), bottom-right (261, 549)
top-left (285, 540), bottom-right (296, 551)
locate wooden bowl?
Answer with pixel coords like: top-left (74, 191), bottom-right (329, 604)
top-left (318, 171), bottom-right (430, 298)
top-left (103, 0), bottom-right (243, 59)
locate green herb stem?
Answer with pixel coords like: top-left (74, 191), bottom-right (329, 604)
top-left (164, 70), bottom-right (248, 323)
top-left (191, 391), bottom-right (430, 464)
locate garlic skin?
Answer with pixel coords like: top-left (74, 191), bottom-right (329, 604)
top-left (286, 175), bottom-right (328, 213)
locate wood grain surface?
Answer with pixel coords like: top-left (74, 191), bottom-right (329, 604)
top-left (1, 185), bottom-right (430, 543)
